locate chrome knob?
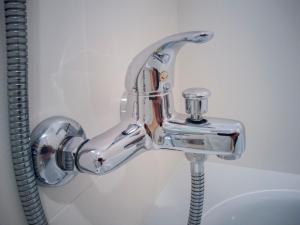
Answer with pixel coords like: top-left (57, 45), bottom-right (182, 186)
top-left (182, 88), bottom-right (211, 122)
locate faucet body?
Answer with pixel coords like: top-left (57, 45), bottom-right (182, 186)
top-left (31, 31), bottom-right (245, 186)
top-left (76, 31), bottom-right (245, 175)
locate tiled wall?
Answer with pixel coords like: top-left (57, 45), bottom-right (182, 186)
top-left (1, 0), bottom-right (300, 224)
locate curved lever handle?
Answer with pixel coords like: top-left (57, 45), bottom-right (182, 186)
top-left (125, 31), bottom-right (214, 94)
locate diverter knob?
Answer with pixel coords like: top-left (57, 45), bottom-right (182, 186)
top-left (182, 87), bottom-right (211, 122)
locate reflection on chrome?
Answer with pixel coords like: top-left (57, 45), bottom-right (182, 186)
top-left (76, 31), bottom-right (245, 175)
top-left (31, 31), bottom-right (246, 186)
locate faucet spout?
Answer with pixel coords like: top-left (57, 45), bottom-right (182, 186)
top-left (160, 115), bottom-right (245, 160)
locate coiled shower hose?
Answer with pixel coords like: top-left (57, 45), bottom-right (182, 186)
top-left (4, 0), bottom-right (48, 224)
top-left (187, 159), bottom-right (205, 225)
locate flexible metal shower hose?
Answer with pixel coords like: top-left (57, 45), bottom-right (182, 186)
top-left (4, 0), bottom-right (48, 224)
top-left (187, 162), bottom-right (205, 225)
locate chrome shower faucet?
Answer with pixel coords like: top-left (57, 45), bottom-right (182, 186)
top-left (31, 31), bottom-right (245, 186)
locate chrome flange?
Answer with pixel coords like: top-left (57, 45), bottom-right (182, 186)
top-left (31, 116), bottom-right (86, 186)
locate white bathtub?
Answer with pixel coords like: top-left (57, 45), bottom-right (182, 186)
top-left (143, 161), bottom-right (300, 225)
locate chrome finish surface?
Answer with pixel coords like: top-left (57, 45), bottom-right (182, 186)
top-left (183, 88), bottom-right (211, 122)
top-left (31, 117), bottom-right (86, 186)
top-left (125, 31), bottom-right (213, 95)
top-left (77, 120), bottom-right (147, 175)
top-left (31, 31), bottom-right (246, 185)
top-left (76, 31), bottom-right (246, 176)
top-left (163, 115), bottom-right (245, 159)
top-left (186, 153), bottom-right (206, 225)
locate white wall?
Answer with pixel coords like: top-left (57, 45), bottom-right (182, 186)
top-left (176, 0), bottom-right (300, 174)
top-left (1, 0), bottom-right (300, 224)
